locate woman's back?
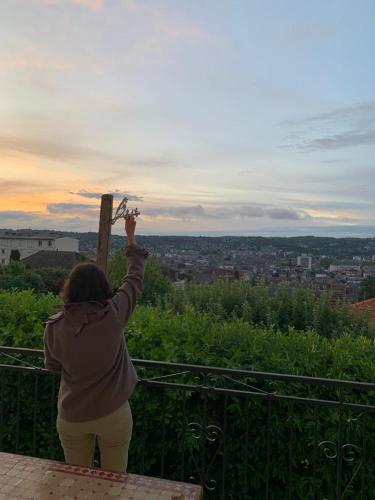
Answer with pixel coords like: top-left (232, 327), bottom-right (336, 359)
top-left (44, 244), bottom-right (148, 422)
top-left (43, 214), bottom-right (148, 472)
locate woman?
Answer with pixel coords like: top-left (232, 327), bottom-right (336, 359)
top-left (43, 214), bottom-right (148, 472)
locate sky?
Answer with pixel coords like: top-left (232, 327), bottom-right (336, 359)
top-left (1, 0), bottom-right (375, 237)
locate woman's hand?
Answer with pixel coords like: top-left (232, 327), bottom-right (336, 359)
top-left (125, 214), bottom-right (137, 246)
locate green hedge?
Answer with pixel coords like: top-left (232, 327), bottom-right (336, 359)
top-left (161, 280), bottom-right (374, 338)
top-left (0, 262), bottom-right (68, 295)
top-left (1, 288), bottom-right (374, 381)
top-left (0, 290), bottom-right (59, 347)
top-left (1, 291), bottom-right (375, 498)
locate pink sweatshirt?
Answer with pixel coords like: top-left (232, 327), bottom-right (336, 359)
top-left (43, 244), bottom-right (149, 422)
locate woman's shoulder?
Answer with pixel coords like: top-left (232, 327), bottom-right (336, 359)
top-left (45, 310), bottom-right (65, 325)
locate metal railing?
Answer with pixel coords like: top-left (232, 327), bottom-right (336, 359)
top-left (1, 345), bottom-right (375, 499)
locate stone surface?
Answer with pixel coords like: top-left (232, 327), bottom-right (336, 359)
top-left (0, 452), bottom-right (202, 499)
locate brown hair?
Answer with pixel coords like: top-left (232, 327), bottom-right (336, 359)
top-left (61, 262), bottom-right (113, 303)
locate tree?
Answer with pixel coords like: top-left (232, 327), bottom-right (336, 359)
top-left (320, 257), bottom-right (333, 270)
top-left (0, 262), bottom-right (68, 294)
top-left (142, 256), bottom-right (172, 305)
top-left (36, 268), bottom-right (68, 294)
top-left (359, 276), bottom-right (375, 301)
top-left (108, 249), bottom-right (127, 289)
top-left (108, 250), bottom-right (172, 305)
top-left (0, 262), bottom-right (44, 293)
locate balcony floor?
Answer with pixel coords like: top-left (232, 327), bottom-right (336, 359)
top-left (0, 452), bottom-right (202, 500)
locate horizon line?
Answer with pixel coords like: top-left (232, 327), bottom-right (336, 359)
top-left (1, 226), bottom-right (375, 239)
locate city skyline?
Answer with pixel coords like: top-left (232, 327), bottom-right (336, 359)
top-left (1, 0), bottom-right (375, 236)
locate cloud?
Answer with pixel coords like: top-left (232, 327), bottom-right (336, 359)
top-left (266, 208), bottom-right (303, 220)
top-left (71, 0), bottom-right (104, 10)
top-left (0, 209), bottom-right (98, 231)
top-left (281, 101), bottom-right (375, 151)
top-left (144, 203), bottom-right (307, 221)
top-left (285, 198), bottom-right (374, 211)
top-left (31, 0), bottom-right (210, 40)
top-left (0, 135), bottom-right (97, 162)
top-left (236, 205), bottom-right (264, 217)
top-left (0, 48), bottom-right (74, 73)
top-left (47, 202), bottom-right (98, 214)
top-left (0, 210), bottom-right (37, 221)
top-left (298, 130), bottom-right (375, 151)
top-left (71, 190), bottom-right (143, 201)
top-left (146, 205), bottom-right (207, 220)
top-left (124, 0), bottom-right (212, 44)
top-left (0, 133), bottom-right (171, 168)
top-left (281, 101), bottom-right (375, 128)
top-left (103, 0), bottom-right (216, 69)
top-left (30, 0), bottom-right (104, 11)
top-left (235, 205), bottom-right (306, 220)
top-left (319, 159), bottom-right (348, 164)
top-left (0, 179), bottom-right (54, 192)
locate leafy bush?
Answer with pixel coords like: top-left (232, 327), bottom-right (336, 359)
top-left (35, 268), bottom-right (68, 295)
top-left (0, 289), bottom-right (59, 347)
top-left (108, 250), bottom-right (172, 305)
top-left (0, 262), bottom-right (68, 295)
top-left (0, 262), bottom-right (45, 293)
top-left (161, 280), bottom-right (374, 337)
top-left (359, 276), bottom-right (375, 301)
top-left (0, 290), bottom-right (373, 380)
top-left (1, 291), bottom-right (375, 498)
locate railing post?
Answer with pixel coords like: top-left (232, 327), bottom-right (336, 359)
top-left (336, 389), bottom-right (343, 500)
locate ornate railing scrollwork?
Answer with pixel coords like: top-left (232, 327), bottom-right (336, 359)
top-left (186, 418), bottom-right (223, 492)
top-left (319, 440), bottom-right (338, 460)
top-left (342, 443), bottom-right (361, 463)
top-left (319, 440), bottom-right (363, 497)
top-left (318, 441), bottom-right (362, 463)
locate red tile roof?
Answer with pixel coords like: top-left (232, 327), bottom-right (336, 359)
top-left (350, 298), bottom-right (375, 321)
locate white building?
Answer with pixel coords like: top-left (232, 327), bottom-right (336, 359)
top-left (0, 231), bottom-right (79, 266)
top-left (297, 254), bottom-right (312, 270)
top-left (362, 266), bottom-right (375, 278)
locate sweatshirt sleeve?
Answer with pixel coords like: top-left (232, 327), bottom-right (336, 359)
top-left (111, 244), bottom-right (149, 328)
top-left (43, 326), bottom-right (62, 373)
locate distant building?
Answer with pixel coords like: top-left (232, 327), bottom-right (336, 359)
top-left (329, 260), bottom-right (361, 273)
top-left (297, 254), bottom-right (312, 270)
top-left (0, 230), bottom-right (79, 266)
top-left (362, 266), bottom-right (375, 278)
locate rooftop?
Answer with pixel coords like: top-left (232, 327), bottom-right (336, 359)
top-left (350, 297), bottom-right (375, 321)
top-left (22, 250), bottom-right (84, 269)
top-left (0, 230), bottom-right (66, 241)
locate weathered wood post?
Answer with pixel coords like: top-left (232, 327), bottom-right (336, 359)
top-left (96, 194), bottom-right (113, 274)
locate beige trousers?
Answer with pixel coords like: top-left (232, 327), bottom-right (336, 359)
top-left (56, 401), bottom-right (133, 473)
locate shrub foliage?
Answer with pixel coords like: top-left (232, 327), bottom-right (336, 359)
top-left (0, 285), bottom-right (375, 498)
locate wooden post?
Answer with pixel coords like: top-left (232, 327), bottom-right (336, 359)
top-left (96, 194), bottom-right (113, 274)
